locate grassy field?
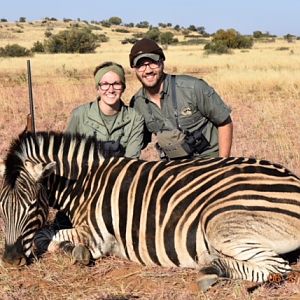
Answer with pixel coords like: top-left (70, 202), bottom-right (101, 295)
top-left (0, 20), bottom-right (299, 299)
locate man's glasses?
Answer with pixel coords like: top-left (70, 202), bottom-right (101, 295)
top-left (98, 82), bottom-right (123, 91)
top-left (135, 61), bottom-right (161, 72)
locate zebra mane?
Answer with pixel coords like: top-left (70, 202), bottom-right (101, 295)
top-left (3, 131), bottom-right (125, 188)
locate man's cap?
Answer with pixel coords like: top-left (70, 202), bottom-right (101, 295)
top-left (129, 38), bottom-right (165, 67)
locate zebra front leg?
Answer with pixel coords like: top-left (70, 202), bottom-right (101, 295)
top-left (34, 227), bottom-right (92, 265)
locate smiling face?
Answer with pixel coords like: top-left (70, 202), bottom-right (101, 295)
top-left (134, 58), bottom-right (164, 91)
top-left (97, 71), bottom-right (124, 112)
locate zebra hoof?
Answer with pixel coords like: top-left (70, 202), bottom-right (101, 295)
top-left (71, 244), bottom-right (91, 265)
top-left (197, 273), bottom-right (219, 292)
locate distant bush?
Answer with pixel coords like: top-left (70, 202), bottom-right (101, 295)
top-left (101, 20), bottom-right (111, 28)
top-left (97, 34), bottom-right (109, 42)
top-left (31, 41), bottom-right (45, 53)
top-left (204, 29), bottom-right (253, 54)
top-left (132, 32), bottom-right (144, 39)
top-left (276, 47), bottom-right (290, 51)
top-left (108, 17), bottom-right (122, 25)
top-left (136, 21), bottom-right (149, 28)
top-left (45, 28), bottom-right (99, 53)
top-left (19, 17), bottom-right (26, 23)
top-left (204, 40), bottom-right (231, 54)
top-left (145, 27), bottom-right (160, 41)
top-left (0, 44), bottom-right (31, 57)
top-left (88, 25), bottom-right (102, 31)
top-left (44, 30), bottom-right (52, 38)
top-left (121, 37), bottom-right (138, 44)
top-left (0, 18), bottom-right (7, 22)
top-left (115, 28), bottom-right (130, 33)
top-left (179, 38), bottom-right (208, 45)
top-left (124, 23), bottom-right (134, 28)
top-left (160, 31), bottom-right (177, 45)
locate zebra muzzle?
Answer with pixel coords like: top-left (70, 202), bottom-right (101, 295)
top-left (2, 239), bottom-right (28, 267)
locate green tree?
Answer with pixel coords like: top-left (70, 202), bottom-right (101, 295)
top-left (145, 27), bottom-right (160, 41)
top-left (253, 31), bottom-right (263, 38)
top-left (188, 25), bottom-right (197, 31)
top-left (213, 29), bottom-right (253, 49)
top-left (31, 41), bottom-right (45, 53)
top-left (19, 17), bottom-right (26, 22)
top-left (160, 31), bottom-right (175, 45)
top-left (108, 16), bottom-right (122, 25)
top-left (45, 28), bottom-right (99, 53)
top-left (136, 21), bottom-right (149, 28)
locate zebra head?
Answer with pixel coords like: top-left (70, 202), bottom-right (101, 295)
top-left (0, 158), bottom-right (56, 266)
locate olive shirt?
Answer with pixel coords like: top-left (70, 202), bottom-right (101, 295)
top-left (66, 99), bottom-right (144, 158)
top-left (130, 74), bottom-right (231, 158)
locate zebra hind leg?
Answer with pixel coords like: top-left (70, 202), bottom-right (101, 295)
top-left (197, 246), bottom-right (293, 291)
top-left (197, 263), bottom-right (224, 292)
top-left (198, 248), bottom-right (292, 291)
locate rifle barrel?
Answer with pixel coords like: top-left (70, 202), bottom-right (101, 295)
top-left (27, 60), bottom-right (35, 133)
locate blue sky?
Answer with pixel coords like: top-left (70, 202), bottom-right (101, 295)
top-left (1, 0), bottom-right (299, 36)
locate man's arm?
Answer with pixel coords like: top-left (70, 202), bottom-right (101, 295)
top-left (218, 117), bottom-right (233, 157)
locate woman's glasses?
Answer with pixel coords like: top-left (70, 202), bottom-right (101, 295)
top-left (98, 82), bottom-right (123, 91)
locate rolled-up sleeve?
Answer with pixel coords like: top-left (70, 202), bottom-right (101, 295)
top-left (125, 112), bottom-right (145, 158)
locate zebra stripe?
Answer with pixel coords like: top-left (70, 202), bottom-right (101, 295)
top-left (0, 131), bottom-right (299, 290)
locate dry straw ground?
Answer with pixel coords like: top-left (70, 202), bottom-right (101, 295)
top-left (0, 20), bottom-right (299, 299)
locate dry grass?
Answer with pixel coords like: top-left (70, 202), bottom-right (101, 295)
top-left (0, 21), bottom-right (299, 299)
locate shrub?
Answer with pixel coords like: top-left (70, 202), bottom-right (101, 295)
top-left (0, 18), bottom-right (7, 22)
top-left (160, 31), bottom-right (176, 45)
top-left (115, 28), bottom-right (130, 33)
top-left (97, 34), bottom-right (109, 42)
top-left (212, 29), bottom-right (254, 49)
top-left (101, 20), bottom-right (111, 28)
top-left (45, 28), bottom-right (99, 53)
top-left (204, 28), bottom-right (253, 54)
top-left (179, 38), bottom-right (208, 45)
top-left (108, 17), bottom-right (122, 25)
top-left (121, 37), bottom-right (138, 44)
top-left (145, 27), bottom-right (160, 41)
top-left (136, 21), bottom-right (149, 28)
top-left (132, 32), bottom-right (144, 38)
top-left (0, 44), bottom-right (31, 57)
top-left (204, 40), bottom-right (231, 54)
top-left (276, 47), bottom-right (290, 51)
top-left (44, 30), bottom-right (52, 38)
top-left (124, 22), bottom-right (134, 28)
top-left (31, 41), bottom-right (45, 53)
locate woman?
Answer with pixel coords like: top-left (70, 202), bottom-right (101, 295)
top-left (66, 61), bottom-right (144, 158)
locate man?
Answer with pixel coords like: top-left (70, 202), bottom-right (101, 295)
top-left (129, 38), bottom-right (233, 159)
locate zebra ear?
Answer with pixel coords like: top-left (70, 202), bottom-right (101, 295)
top-left (0, 159), bottom-right (5, 177)
top-left (24, 161), bottom-right (56, 181)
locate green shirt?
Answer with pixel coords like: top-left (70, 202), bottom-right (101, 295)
top-left (66, 99), bottom-right (144, 158)
top-left (131, 74), bottom-right (231, 158)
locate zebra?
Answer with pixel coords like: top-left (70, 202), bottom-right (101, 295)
top-left (0, 131), bottom-right (299, 291)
